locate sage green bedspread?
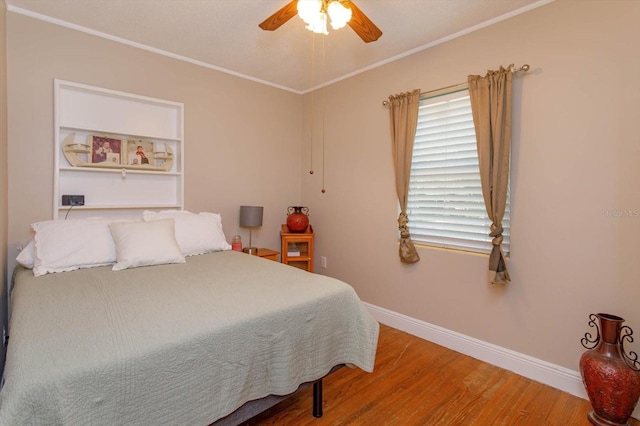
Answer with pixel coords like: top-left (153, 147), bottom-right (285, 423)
top-left (0, 250), bottom-right (379, 425)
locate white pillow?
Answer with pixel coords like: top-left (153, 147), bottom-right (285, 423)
top-left (16, 240), bottom-right (35, 269)
top-left (31, 218), bottom-right (117, 277)
top-left (142, 210), bottom-right (231, 256)
top-left (109, 219), bottom-right (185, 271)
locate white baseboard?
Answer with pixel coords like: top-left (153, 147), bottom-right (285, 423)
top-left (363, 302), bottom-right (640, 421)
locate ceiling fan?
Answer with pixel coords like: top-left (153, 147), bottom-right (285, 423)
top-left (259, 0), bottom-right (383, 43)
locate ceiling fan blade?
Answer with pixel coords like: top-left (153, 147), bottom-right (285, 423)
top-left (346, 1), bottom-right (382, 43)
top-left (259, 0), bottom-right (299, 31)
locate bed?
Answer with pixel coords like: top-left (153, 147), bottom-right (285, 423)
top-left (0, 214), bottom-right (379, 425)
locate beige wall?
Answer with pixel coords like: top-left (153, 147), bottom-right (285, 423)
top-left (302, 0), bottom-right (640, 370)
top-left (1, 1), bottom-right (9, 372)
top-left (6, 13), bottom-right (303, 276)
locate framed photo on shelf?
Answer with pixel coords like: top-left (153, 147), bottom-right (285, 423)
top-left (126, 139), bottom-right (154, 167)
top-left (91, 135), bottom-right (122, 165)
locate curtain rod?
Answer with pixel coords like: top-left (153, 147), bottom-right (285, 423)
top-left (382, 64), bottom-right (531, 107)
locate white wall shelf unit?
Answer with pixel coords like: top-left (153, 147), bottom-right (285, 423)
top-left (54, 80), bottom-right (184, 219)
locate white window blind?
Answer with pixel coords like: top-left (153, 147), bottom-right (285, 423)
top-left (407, 89), bottom-right (510, 254)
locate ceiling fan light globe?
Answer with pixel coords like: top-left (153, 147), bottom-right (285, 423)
top-left (297, 0), bottom-right (322, 24)
top-left (305, 12), bottom-right (328, 35)
top-left (327, 1), bottom-right (352, 30)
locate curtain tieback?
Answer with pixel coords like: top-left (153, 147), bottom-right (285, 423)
top-left (398, 212), bottom-right (409, 229)
top-left (490, 223), bottom-right (504, 246)
top-left (398, 212), bottom-right (412, 238)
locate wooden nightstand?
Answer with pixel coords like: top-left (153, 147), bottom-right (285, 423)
top-left (255, 248), bottom-right (279, 262)
top-left (280, 224), bottom-right (314, 272)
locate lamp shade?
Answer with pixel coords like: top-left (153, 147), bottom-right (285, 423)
top-left (239, 206), bottom-right (263, 227)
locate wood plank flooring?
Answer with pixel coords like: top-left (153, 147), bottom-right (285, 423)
top-left (242, 324), bottom-right (640, 426)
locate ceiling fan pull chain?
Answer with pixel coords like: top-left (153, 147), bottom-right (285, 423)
top-left (309, 32), bottom-right (315, 175)
top-left (321, 35), bottom-right (326, 194)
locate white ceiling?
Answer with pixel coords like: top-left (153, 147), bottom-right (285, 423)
top-left (5, 0), bottom-right (550, 93)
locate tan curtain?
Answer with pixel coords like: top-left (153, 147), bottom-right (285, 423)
top-left (388, 89), bottom-right (421, 263)
top-left (468, 66), bottom-right (512, 284)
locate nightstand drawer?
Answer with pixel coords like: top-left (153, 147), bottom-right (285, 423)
top-left (256, 248), bottom-right (279, 262)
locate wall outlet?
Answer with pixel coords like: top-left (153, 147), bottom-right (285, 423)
top-left (321, 256), bottom-right (327, 268)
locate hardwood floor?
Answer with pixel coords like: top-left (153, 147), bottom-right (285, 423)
top-left (242, 324), bottom-right (640, 426)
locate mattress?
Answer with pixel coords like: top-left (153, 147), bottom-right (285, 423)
top-left (0, 250), bottom-right (379, 425)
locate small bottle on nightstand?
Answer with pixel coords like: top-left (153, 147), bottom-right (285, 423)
top-left (231, 235), bottom-right (242, 252)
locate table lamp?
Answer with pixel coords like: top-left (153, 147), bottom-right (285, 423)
top-left (239, 205), bottom-right (263, 255)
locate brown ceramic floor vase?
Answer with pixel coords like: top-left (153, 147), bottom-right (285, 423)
top-left (580, 313), bottom-right (640, 426)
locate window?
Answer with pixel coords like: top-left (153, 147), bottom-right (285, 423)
top-left (407, 89), bottom-right (510, 254)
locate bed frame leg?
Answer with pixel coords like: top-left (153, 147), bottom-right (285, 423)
top-left (312, 379), bottom-right (323, 418)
